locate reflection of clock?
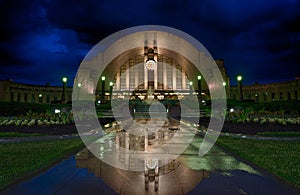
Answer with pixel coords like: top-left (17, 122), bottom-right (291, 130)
top-left (145, 60), bottom-right (157, 70)
top-left (146, 159), bottom-right (157, 169)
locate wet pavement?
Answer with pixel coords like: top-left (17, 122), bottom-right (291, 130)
top-left (2, 119), bottom-right (300, 194)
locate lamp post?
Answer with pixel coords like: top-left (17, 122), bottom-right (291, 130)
top-left (101, 76), bottom-right (105, 102)
top-left (223, 81), bottom-right (228, 97)
top-left (62, 77), bottom-right (67, 104)
top-left (237, 75), bottom-right (243, 101)
top-left (75, 82), bottom-right (82, 101)
top-left (197, 75), bottom-right (202, 100)
top-left (189, 81), bottom-right (193, 96)
top-left (109, 82), bottom-right (113, 100)
top-left (38, 94), bottom-right (43, 103)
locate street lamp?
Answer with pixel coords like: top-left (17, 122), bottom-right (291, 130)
top-left (101, 76), bottom-right (106, 102)
top-left (237, 75), bottom-right (242, 82)
top-left (237, 75), bottom-right (243, 100)
top-left (197, 75), bottom-right (202, 100)
top-left (61, 77), bottom-right (67, 104)
top-left (38, 94), bottom-right (43, 103)
top-left (189, 81), bottom-right (193, 95)
top-left (62, 77), bottom-right (68, 83)
top-left (222, 82), bottom-right (226, 86)
top-left (109, 82), bottom-right (113, 100)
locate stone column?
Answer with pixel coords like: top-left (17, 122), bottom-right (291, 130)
top-left (135, 65), bottom-right (139, 89)
top-left (163, 63), bottom-right (167, 90)
top-left (154, 66), bottom-right (158, 90)
top-left (116, 70), bottom-right (120, 91)
top-left (144, 64), bottom-right (148, 90)
top-left (126, 63), bottom-right (129, 91)
top-left (182, 67), bottom-right (186, 90)
top-left (172, 64), bottom-right (177, 90)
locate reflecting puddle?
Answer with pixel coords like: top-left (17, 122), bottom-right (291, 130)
top-left (75, 136), bottom-right (260, 194)
top-left (2, 119), bottom-right (299, 195)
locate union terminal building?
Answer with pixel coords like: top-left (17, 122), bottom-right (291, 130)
top-left (1, 58), bottom-right (300, 104)
top-left (0, 57), bottom-right (228, 104)
top-left (93, 51), bottom-right (229, 101)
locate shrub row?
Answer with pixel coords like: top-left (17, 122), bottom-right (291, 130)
top-left (0, 101), bottom-right (71, 116)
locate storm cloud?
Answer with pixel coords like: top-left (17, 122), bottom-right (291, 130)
top-left (0, 0), bottom-right (299, 85)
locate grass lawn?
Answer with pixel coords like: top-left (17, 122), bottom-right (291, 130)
top-left (0, 132), bottom-right (44, 137)
top-left (217, 136), bottom-right (300, 188)
top-left (257, 131), bottom-right (300, 137)
top-left (0, 138), bottom-right (84, 189)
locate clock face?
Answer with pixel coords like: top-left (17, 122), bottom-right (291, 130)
top-left (145, 60), bottom-right (157, 70)
top-left (146, 159), bottom-right (157, 169)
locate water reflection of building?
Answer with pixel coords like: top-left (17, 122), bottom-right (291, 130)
top-left (76, 118), bottom-right (209, 194)
top-left (76, 148), bottom-right (210, 194)
top-left (75, 116), bottom-right (263, 194)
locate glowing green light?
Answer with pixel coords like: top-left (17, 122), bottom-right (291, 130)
top-left (237, 75), bottom-right (242, 81)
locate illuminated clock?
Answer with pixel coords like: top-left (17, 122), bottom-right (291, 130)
top-left (146, 159), bottom-right (157, 169)
top-left (145, 60), bottom-right (157, 70)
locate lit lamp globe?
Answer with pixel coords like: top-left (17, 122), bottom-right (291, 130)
top-left (237, 76), bottom-right (242, 81)
top-left (62, 77), bottom-right (68, 83)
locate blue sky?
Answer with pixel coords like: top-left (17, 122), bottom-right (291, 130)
top-left (0, 0), bottom-right (299, 85)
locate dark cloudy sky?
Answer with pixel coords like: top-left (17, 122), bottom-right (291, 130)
top-left (0, 0), bottom-right (299, 86)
